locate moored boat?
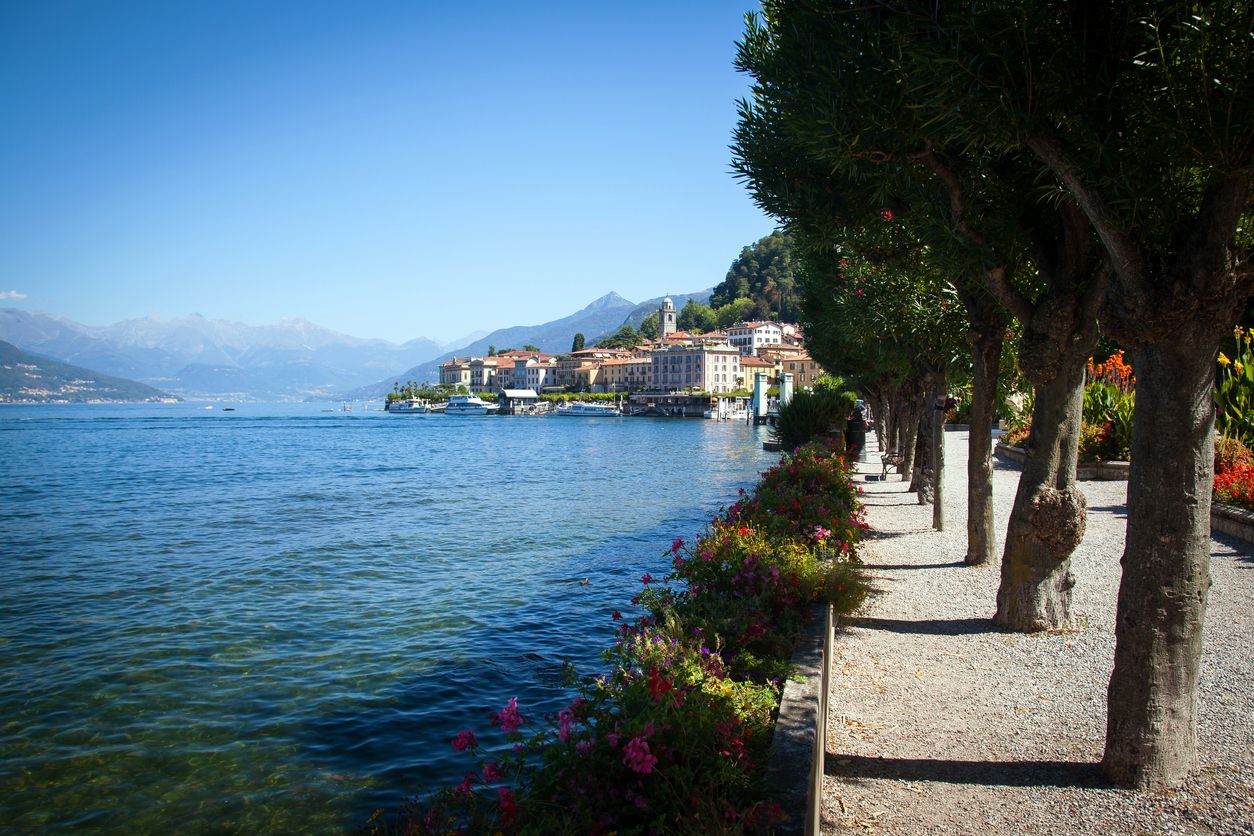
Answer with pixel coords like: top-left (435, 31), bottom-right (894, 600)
top-left (443, 394), bottom-right (500, 415)
top-left (388, 398), bottom-right (444, 414)
top-left (556, 401), bottom-right (622, 417)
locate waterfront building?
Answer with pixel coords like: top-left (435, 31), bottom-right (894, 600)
top-left (553, 348), bottom-right (629, 390)
top-left (515, 356), bottom-right (559, 392)
top-left (782, 353), bottom-right (825, 387)
top-left (440, 358), bottom-right (473, 388)
top-left (598, 356), bottom-right (653, 392)
top-left (738, 355), bottom-right (776, 389)
top-left (725, 321), bottom-right (785, 356)
top-left (651, 340), bottom-right (742, 394)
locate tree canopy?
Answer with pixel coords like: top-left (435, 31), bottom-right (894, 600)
top-left (711, 230), bottom-right (802, 322)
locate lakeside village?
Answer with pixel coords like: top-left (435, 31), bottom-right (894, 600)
top-left (386, 298), bottom-right (828, 419)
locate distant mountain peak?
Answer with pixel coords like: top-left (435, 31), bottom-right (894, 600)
top-left (581, 292), bottom-right (635, 312)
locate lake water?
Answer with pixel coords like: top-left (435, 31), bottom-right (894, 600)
top-left (0, 403), bottom-right (775, 832)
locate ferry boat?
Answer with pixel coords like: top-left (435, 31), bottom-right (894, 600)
top-left (388, 398), bottom-right (444, 414)
top-left (443, 394), bottom-right (500, 416)
top-left (556, 401), bottom-right (623, 417)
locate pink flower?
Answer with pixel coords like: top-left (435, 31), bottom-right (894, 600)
top-left (576, 739), bottom-right (591, 754)
top-left (492, 697), bottom-right (524, 734)
top-left (451, 729), bottom-right (477, 752)
top-left (623, 736), bottom-right (658, 774)
top-left (557, 708), bottom-right (574, 742)
top-left (482, 760), bottom-right (504, 782)
top-left (670, 537), bottom-right (685, 554)
top-left (605, 732), bottom-right (620, 748)
top-left (611, 609), bottom-right (622, 621)
top-left (640, 572), bottom-right (653, 586)
top-left (497, 787), bottom-right (517, 824)
top-left (453, 772), bottom-right (475, 799)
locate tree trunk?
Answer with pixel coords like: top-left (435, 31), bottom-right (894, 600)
top-left (929, 372), bottom-right (946, 530)
top-left (911, 400), bottom-right (935, 503)
top-left (1103, 340), bottom-right (1217, 789)
top-left (966, 324), bottom-right (1005, 564)
top-left (898, 382), bottom-right (920, 479)
top-left (994, 361), bottom-right (1087, 632)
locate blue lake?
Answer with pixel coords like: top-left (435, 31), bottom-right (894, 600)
top-left (0, 403), bottom-right (775, 832)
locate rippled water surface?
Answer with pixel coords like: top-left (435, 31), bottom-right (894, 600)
top-left (0, 403), bottom-right (774, 832)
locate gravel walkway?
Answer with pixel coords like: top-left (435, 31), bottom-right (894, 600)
top-left (822, 429), bottom-right (1254, 835)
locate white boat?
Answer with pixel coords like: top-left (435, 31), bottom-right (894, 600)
top-left (556, 401), bottom-right (623, 417)
top-left (389, 398), bottom-right (444, 414)
top-left (443, 394), bottom-right (500, 415)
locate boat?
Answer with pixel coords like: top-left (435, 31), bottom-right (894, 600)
top-left (388, 398), bottom-right (445, 414)
top-left (443, 394), bottom-right (500, 415)
top-left (556, 401), bottom-right (623, 417)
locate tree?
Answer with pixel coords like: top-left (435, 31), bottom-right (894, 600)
top-left (739, 0), bottom-right (1254, 789)
top-left (715, 297), bottom-right (757, 330)
top-left (677, 300), bottom-right (718, 333)
top-left (596, 324), bottom-right (642, 350)
top-left (487, 345), bottom-right (496, 357)
top-left (571, 333), bottom-right (585, 352)
top-left (523, 344), bottom-right (540, 353)
top-left (712, 230), bottom-right (802, 321)
top-left (734, 1), bottom-right (1106, 611)
top-left (639, 312), bottom-right (659, 340)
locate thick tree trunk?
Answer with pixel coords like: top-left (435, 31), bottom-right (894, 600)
top-left (1103, 341), bottom-right (1217, 789)
top-left (994, 361), bottom-right (1087, 632)
top-left (966, 324), bottom-right (1005, 564)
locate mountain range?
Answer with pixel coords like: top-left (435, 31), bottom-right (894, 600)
top-left (0, 290), bottom-right (709, 402)
top-left (0, 339), bottom-right (173, 403)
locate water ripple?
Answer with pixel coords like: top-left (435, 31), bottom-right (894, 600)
top-left (0, 403), bottom-right (775, 832)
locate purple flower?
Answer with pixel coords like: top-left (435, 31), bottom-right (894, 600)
top-left (451, 729), bottom-right (477, 752)
top-left (481, 760), bottom-right (504, 782)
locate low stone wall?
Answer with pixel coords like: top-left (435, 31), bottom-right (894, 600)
top-left (1211, 502), bottom-right (1254, 544)
top-left (995, 444), bottom-right (1254, 544)
top-left (765, 604), bottom-right (832, 835)
top-left (994, 442), bottom-right (1130, 481)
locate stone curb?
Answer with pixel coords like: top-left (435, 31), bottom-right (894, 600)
top-left (993, 442), bottom-right (1130, 481)
top-left (995, 444), bottom-right (1254, 543)
top-left (764, 603), bottom-right (832, 835)
top-left (1211, 501), bottom-right (1254, 544)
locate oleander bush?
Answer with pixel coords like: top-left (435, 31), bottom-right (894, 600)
top-left (397, 440), bottom-right (869, 835)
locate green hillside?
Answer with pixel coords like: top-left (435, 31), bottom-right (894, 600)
top-left (0, 340), bottom-right (176, 403)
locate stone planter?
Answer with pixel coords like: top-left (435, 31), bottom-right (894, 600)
top-left (1211, 502), bottom-right (1254, 544)
top-left (994, 442), bottom-right (1130, 481)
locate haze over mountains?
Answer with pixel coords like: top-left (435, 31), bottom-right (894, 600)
top-left (0, 290), bottom-right (709, 402)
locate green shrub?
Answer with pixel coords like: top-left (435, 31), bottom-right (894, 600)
top-left (772, 376), bottom-right (857, 451)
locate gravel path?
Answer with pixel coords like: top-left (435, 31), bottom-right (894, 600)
top-left (821, 429), bottom-right (1254, 835)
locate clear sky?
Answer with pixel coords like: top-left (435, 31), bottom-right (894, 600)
top-left (0, 0), bottom-right (776, 344)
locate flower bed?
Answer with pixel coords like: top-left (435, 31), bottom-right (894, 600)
top-left (399, 441), bottom-right (869, 834)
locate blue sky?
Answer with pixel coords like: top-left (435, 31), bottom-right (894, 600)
top-left (0, 1), bottom-right (775, 344)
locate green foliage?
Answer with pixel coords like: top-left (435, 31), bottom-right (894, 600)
top-left (522, 344), bottom-right (540, 353)
top-left (712, 230), bottom-right (801, 321)
top-left (639, 312), bottom-right (659, 340)
top-left (770, 374), bottom-right (858, 452)
top-left (387, 381), bottom-right (462, 401)
top-left (595, 324), bottom-right (643, 350)
top-left (571, 333), bottom-right (585, 352)
top-left (677, 299), bottom-right (718, 333)
top-left (1217, 327), bottom-right (1254, 446)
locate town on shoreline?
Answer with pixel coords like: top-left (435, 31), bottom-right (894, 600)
top-left (387, 297), bottom-right (829, 418)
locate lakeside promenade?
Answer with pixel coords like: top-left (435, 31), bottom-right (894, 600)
top-left (822, 430), bottom-right (1253, 834)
